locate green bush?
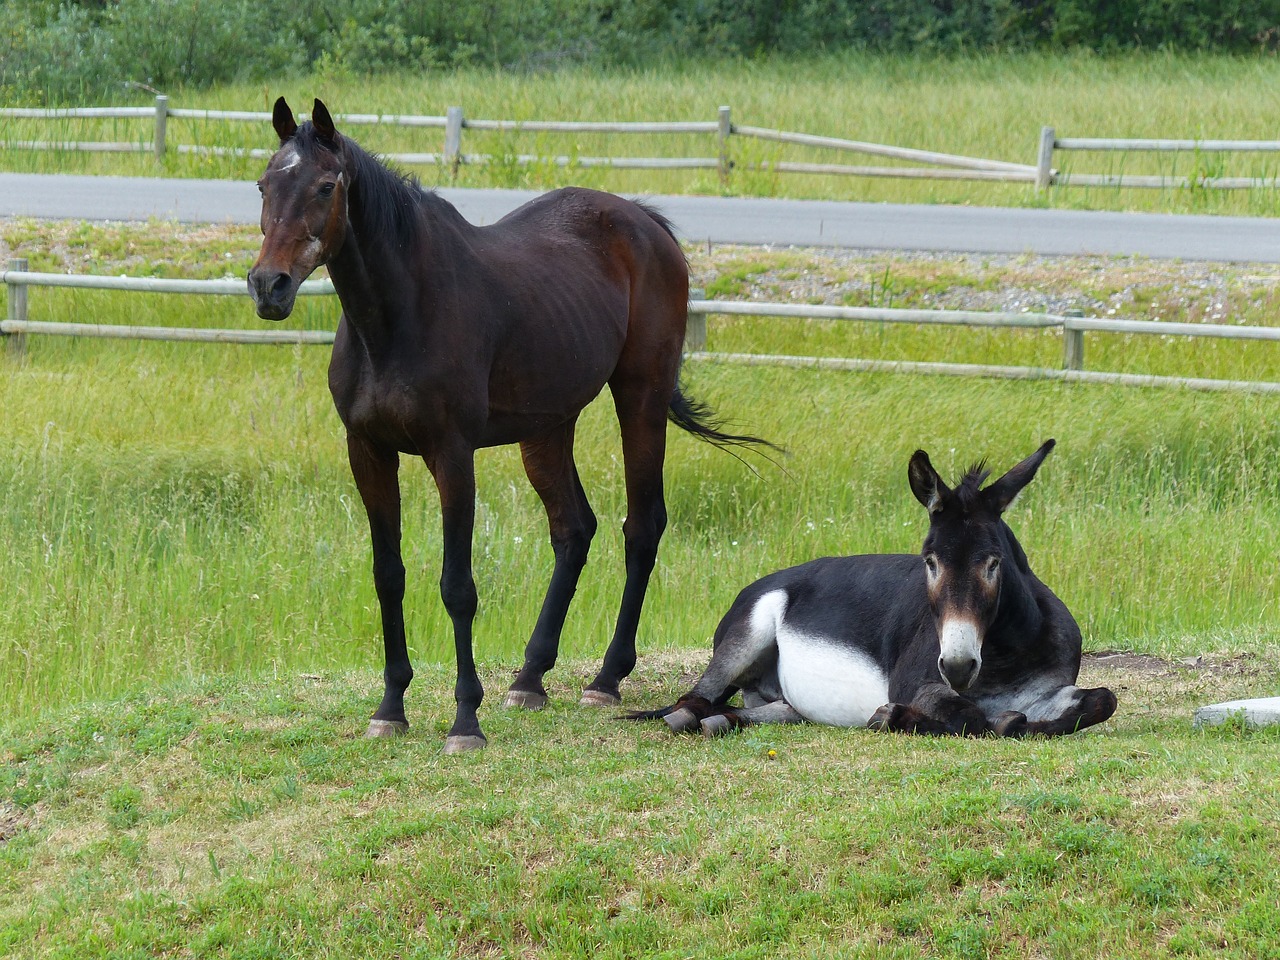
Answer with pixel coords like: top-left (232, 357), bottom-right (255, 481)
top-left (2, 0), bottom-right (1279, 102)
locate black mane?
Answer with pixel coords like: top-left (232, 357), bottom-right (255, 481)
top-left (293, 121), bottom-right (427, 249)
top-left (952, 462), bottom-right (992, 510)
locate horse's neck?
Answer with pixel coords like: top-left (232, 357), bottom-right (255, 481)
top-left (325, 191), bottom-right (468, 339)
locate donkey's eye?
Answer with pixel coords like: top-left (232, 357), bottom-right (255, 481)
top-left (256, 180), bottom-right (264, 195)
top-left (983, 557), bottom-right (1001, 582)
top-left (923, 555), bottom-right (939, 579)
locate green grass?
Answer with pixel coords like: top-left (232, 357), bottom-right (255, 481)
top-left (5, 52), bottom-right (1280, 214)
top-left (3, 219), bottom-right (1280, 721)
top-left (3, 657), bottom-right (1280, 959)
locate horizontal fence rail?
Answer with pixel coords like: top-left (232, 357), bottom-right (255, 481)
top-left (9, 97), bottom-right (1272, 191)
top-left (4, 262), bottom-right (1278, 394)
top-left (1036, 125), bottom-right (1280, 191)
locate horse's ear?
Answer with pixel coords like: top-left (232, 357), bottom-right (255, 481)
top-left (312, 98), bottom-right (340, 147)
top-left (908, 450), bottom-right (950, 514)
top-left (985, 439), bottom-right (1056, 514)
top-left (272, 97), bottom-right (297, 143)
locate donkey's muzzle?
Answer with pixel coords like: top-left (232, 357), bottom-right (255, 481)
top-left (247, 268), bottom-right (297, 321)
top-left (938, 655), bottom-right (980, 692)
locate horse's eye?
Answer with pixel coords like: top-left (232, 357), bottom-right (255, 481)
top-left (256, 180), bottom-right (264, 195)
top-left (317, 182), bottom-right (336, 199)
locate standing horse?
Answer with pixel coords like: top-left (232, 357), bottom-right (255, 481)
top-left (248, 98), bottom-right (767, 752)
top-left (630, 440), bottom-right (1117, 737)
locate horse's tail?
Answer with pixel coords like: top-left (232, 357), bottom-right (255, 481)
top-left (668, 387), bottom-right (780, 454)
top-left (632, 198), bottom-right (686, 263)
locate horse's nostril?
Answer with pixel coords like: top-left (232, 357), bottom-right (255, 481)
top-left (270, 273), bottom-right (291, 296)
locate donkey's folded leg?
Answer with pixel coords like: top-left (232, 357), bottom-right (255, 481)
top-left (871, 684), bottom-right (992, 736)
top-left (1019, 686), bottom-right (1118, 737)
top-left (701, 699), bottom-right (805, 737)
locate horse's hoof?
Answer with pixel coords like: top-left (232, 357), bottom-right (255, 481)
top-left (502, 689), bottom-right (548, 710)
top-left (443, 735), bottom-right (488, 754)
top-left (365, 719), bottom-right (409, 739)
top-left (580, 689), bottom-right (622, 707)
top-left (700, 715), bottom-right (733, 738)
top-left (664, 707), bottom-right (700, 734)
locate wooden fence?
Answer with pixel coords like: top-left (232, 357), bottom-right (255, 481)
top-left (5, 261), bottom-right (1279, 395)
top-left (8, 96), bottom-right (1277, 191)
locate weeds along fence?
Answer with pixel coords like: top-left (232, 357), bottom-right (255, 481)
top-left (6, 96), bottom-right (1280, 190)
top-left (5, 260), bottom-right (1280, 395)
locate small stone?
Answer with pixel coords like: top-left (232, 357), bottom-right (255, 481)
top-left (1193, 696), bottom-right (1280, 729)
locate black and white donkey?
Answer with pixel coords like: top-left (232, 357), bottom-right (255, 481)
top-left (630, 440), bottom-right (1117, 737)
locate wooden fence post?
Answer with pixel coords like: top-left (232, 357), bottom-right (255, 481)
top-left (685, 288), bottom-right (707, 353)
top-left (1063, 309), bottom-right (1084, 370)
top-left (154, 95), bottom-right (169, 160)
top-left (445, 106), bottom-right (464, 182)
top-left (718, 106), bottom-right (732, 184)
top-left (5, 257), bottom-right (28, 358)
top-left (1036, 125), bottom-right (1055, 192)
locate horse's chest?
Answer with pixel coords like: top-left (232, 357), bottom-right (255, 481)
top-left (775, 625), bottom-right (890, 727)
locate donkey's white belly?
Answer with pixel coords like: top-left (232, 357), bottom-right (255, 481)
top-left (775, 625), bottom-right (889, 727)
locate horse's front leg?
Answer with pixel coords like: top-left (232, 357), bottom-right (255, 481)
top-left (868, 683), bottom-right (993, 736)
top-left (347, 436), bottom-right (412, 738)
top-left (989, 685), bottom-right (1118, 738)
top-left (428, 447), bottom-right (486, 753)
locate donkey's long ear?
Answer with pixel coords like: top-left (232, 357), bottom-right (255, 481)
top-left (908, 450), bottom-right (951, 514)
top-left (312, 98), bottom-right (340, 147)
top-left (984, 439), bottom-right (1056, 514)
top-left (272, 97), bottom-right (297, 143)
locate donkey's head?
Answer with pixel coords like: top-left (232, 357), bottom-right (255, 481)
top-left (907, 440), bottom-right (1056, 692)
top-left (248, 97), bottom-right (349, 321)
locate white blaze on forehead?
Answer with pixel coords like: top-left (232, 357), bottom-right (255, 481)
top-left (938, 617), bottom-right (982, 667)
top-left (277, 145), bottom-right (301, 172)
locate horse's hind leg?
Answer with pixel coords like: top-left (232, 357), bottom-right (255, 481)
top-left (583, 380), bottom-right (670, 706)
top-left (504, 423), bottom-right (597, 709)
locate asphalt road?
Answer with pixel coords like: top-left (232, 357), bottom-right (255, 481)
top-left (2, 172), bottom-right (1279, 262)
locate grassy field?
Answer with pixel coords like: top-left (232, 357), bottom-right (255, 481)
top-left (4, 55), bottom-right (1280, 953)
top-left (3, 218), bottom-right (1280, 724)
top-left (5, 53), bottom-right (1280, 214)
top-left (3, 655), bottom-right (1280, 959)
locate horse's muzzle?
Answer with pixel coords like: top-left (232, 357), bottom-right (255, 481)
top-left (247, 268), bottom-right (297, 321)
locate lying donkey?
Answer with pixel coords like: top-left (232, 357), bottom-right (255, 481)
top-left (630, 440), bottom-right (1117, 737)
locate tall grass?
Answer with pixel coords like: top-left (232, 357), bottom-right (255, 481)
top-left (3, 285), bottom-right (1280, 721)
top-left (5, 52), bottom-right (1280, 213)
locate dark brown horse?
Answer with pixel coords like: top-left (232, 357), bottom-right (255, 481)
top-left (248, 98), bottom-right (766, 752)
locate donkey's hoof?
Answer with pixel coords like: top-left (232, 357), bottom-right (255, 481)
top-left (365, 719), bottom-right (409, 739)
top-left (867, 703), bottom-right (902, 732)
top-left (443, 734), bottom-right (488, 754)
top-left (992, 711), bottom-right (1029, 737)
top-left (663, 707), bottom-right (700, 734)
top-left (580, 689), bottom-right (622, 708)
top-left (502, 689), bottom-right (548, 711)
top-left (700, 715), bottom-right (733, 738)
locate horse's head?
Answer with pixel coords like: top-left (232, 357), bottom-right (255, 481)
top-left (907, 439), bottom-right (1056, 693)
top-left (248, 97), bottom-right (349, 321)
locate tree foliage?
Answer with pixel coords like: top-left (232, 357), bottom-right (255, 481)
top-left (2, 0), bottom-right (1278, 102)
